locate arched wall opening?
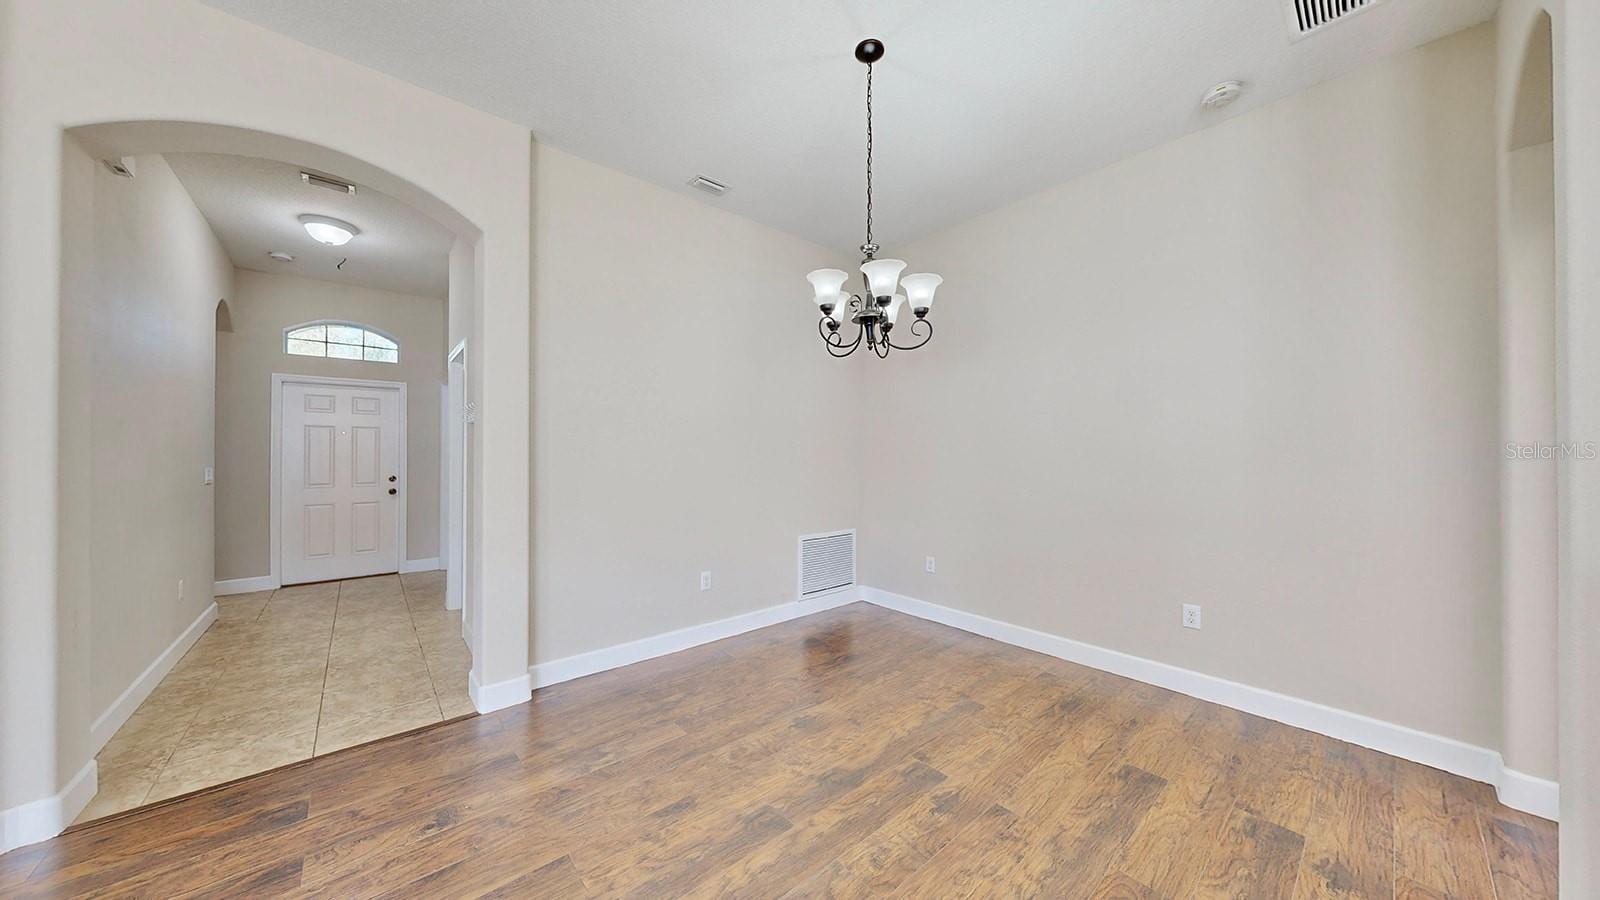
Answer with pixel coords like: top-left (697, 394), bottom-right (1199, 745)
top-left (1498, 9), bottom-right (1558, 785)
top-left (0, 2), bottom-right (530, 847)
top-left (55, 119), bottom-right (489, 821)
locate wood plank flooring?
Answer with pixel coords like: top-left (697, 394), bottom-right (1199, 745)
top-left (0, 602), bottom-right (1557, 898)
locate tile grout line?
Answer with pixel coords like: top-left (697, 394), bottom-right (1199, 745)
top-left (399, 573), bottom-right (446, 720)
top-left (311, 581), bottom-right (341, 757)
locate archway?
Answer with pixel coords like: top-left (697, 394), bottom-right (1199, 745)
top-left (56, 121), bottom-right (493, 826)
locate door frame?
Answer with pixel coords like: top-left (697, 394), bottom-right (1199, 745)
top-left (269, 372), bottom-right (408, 588)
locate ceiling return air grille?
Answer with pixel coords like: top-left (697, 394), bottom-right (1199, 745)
top-left (798, 529), bottom-right (855, 600)
top-left (1286, 0), bottom-right (1383, 39)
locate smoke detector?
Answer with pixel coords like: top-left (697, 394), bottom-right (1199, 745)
top-left (1200, 81), bottom-right (1245, 111)
top-left (688, 175), bottom-right (729, 197)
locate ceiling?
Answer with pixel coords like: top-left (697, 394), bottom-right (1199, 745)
top-left (166, 153), bottom-right (452, 298)
top-left (200, 0), bottom-right (1498, 253)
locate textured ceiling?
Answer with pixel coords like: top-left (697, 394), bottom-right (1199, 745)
top-left (166, 153), bottom-right (452, 298)
top-left (201, 0), bottom-right (1497, 253)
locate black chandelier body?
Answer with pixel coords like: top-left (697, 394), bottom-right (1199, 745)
top-left (807, 39), bottom-right (943, 359)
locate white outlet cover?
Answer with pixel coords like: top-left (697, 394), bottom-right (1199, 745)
top-left (700, 571), bottom-right (712, 591)
top-left (1182, 604), bottom-right (1202, 629)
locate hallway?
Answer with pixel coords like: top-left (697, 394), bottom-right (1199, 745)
top-left (78, 571), bottom-right (472, 824)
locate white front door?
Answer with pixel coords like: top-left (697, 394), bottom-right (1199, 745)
top-left (281, 381), bottom-right (402, 584)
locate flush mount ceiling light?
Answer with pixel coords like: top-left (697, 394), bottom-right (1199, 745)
top-left (298, 214), bottom-right (359, 246)
top-left (807, 38), bottom-right (942, 359)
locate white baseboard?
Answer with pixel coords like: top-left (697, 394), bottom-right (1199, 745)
top-left (1495, 767), bottom-right (1561, 821)
top-left (91, 602), bottom-right (218, 754)
top-left (214, 575), bottom-right (277, 596)
top-left (528, 590), bottom-right (863, 690)
top-left (401, 557), bottom-right (441, 574)
top-left (469, 669), bottom-right (532, 715)
top-left (861, 587), bottom-right (1559, 822)
top-left (0, 759), bottom-right (96, 854)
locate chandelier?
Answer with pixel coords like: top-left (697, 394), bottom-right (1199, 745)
top-left (807, 39), bottom-right (943, 359)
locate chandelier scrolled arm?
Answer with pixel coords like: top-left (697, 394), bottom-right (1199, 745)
top-left (885, 316), bottom-right (932, 352)
top-left (803, 38), bottom-right (944, 360)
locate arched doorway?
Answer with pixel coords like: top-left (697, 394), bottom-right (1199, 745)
top-left (58, 122), bottom-right (486, 822)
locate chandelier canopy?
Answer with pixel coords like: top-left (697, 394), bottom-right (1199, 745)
top-left (807, 39), bottom-right (942, 359)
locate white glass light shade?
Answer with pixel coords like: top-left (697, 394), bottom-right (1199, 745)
top-left (900, 273), bottom-right (942, 312)
top-left (860, 258), bottom-right (907, 298)
top-left (885, 293), bottom-right (908, 325)
top-left (299, 214), bottom-right (358, 246)
top-left (806, 268), bottom-right (849, 307)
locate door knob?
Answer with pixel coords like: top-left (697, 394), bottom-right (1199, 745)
top-left (388, 488), bottom-right (398, 495)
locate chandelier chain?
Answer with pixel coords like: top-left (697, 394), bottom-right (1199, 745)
top-left (865, 61), bottom-right (874, 250)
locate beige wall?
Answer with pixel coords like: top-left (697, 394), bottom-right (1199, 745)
top-left (59, 143), bottom-right (234, 718)
top-left (530, 144), bottom-right (862, 665)
top-left (215, 269), bottom-right (446, 580)
top-left (1499, 141), bottom-right (1557, 780)
top-left (859, 26), bottom-right (1503, 749)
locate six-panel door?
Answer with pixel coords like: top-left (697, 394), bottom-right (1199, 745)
top-left (281, 382), bottom-right (401, 584)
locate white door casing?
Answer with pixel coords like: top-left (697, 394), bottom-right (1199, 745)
top-left (274, 375), bottom-right (405, 585)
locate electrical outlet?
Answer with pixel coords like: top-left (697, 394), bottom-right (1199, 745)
top-left (1182, 604), bottom-right (1202, 630)
top-left (700, 571), bottom-right (712, 591)
top-left (925, 556), bottom-right (936, 574)
top-left (203, 465), bottom-right (214, 485)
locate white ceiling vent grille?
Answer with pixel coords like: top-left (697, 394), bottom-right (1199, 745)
top-left (799, 529), bottom-right (855, 600)
top-left (1286, 0), bottom-right (1384, 40)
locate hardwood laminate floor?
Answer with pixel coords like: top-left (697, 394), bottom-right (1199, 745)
top-left (1, 602), bottom-right (1556, 898)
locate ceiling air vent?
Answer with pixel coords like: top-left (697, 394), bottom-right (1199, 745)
top-left (688, 175), bottom-right (729, 197)
top-left (301, 171), bottom-right (357, 196)
top-left (1286, 0), bottom-right (1384, 40)
top-left (798, 529), bottom-right (855, 600)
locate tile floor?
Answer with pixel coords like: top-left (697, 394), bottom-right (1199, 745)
top-left (75, 570), bottom-right (473, 824)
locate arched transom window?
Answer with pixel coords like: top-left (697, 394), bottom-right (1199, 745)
top-left (284, 321), bottom-right (399, 364)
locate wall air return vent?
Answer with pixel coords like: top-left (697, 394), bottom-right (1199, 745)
top-left (798, 529), bottom-right (855, 600)
top-left (1286, 0), bottom-right (1384, 40)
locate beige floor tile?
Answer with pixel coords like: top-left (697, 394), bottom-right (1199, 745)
top-left (314, 698), bottom-right (442, 756)
top-left (82, 574), bottom-right (477, 820)
top-left (436, 689), bottom-right (477, 720)
top-left (96, 706), bottom-right (196, 772)
top-left (214, 590), bottom-right (273, 623)
top-left (146, 732), bottom-right (315, 803)
top-left (166, 717), bottom-right (317, 768)
top-left (320, 674), bottom-right (438, 721)
top-left (73, 764), bottom-right (157, 824)
top-left (337, 575), bottom-right (403, 600)
top-left (191, 686), bottom-right (324, 734)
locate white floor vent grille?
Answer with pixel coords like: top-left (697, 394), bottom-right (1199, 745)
top-left (798, 529), bottom-right (855, 600)
top-left (1286, 0), bottom-right (1382, 39)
